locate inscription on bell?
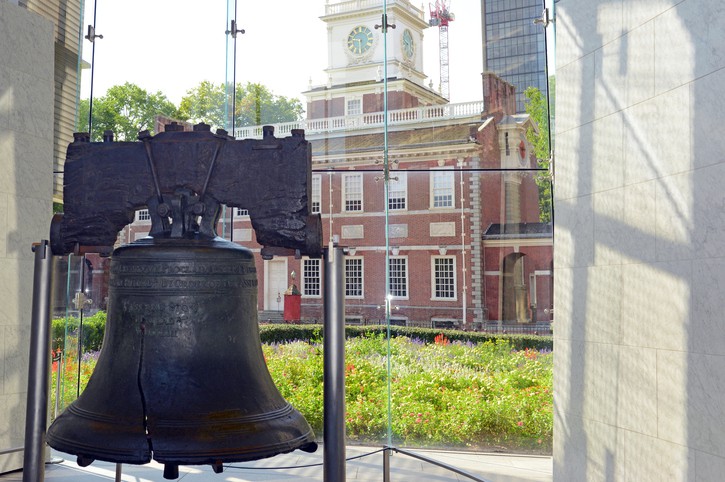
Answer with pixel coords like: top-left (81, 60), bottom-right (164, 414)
top-left (122, 301), bottom-right (202, 317)
top-left (159, 278), bottom-right (257, 290)
top-left (109, 278), bottom-right (158, 289)
top-left (137, 318), bottom-right (184, 338)
top-left (112, 262), bottom-right (256, 276)
top-left (123, 301), bottom-right (201, 338)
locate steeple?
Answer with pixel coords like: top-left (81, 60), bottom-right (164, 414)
top-left (320, 0), bottom-right (428, 87)
top-left (305, 0), bottom-right (446, 121)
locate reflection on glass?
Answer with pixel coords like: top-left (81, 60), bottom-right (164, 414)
top-left (62, 0), bottom-right (554, 459)
top-left (482, 0), bottom-right (549, 113)
top-left (51, 253), bottom-right (108, 418)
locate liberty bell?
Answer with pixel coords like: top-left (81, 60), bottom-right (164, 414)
top-left (47, 124), bottom-right (322, 478)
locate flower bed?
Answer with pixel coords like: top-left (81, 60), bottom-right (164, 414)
top-left (264, 334), bottom-right (552, 453)
top-left (51, 333), bottom-right (553, 454)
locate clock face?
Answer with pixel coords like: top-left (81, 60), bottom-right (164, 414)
top-left (347, 26), bottom-right (373, 55)
top-left (402, 29), bottom-right (415, 59)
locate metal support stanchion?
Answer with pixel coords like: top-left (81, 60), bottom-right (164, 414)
top-left (323, 241), bottom-right (345, 482)
top-left (383, 447), bottom-right (391, 482)
top-left (23, 240), bottom-right (53, 482)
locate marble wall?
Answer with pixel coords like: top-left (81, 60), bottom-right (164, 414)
top-left (0, 0), bottom-right (55, 473)
top-left (554, 0), bottom-right (725, 480)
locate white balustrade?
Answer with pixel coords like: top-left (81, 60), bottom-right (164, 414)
top-left (233, 100), bottom-right (484, 139)
top-left (325, 0), bottom-right (424, 19)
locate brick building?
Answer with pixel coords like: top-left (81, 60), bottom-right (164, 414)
top-left (123, 0), bottom-right (552, 330)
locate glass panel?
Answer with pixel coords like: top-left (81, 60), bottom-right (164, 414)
top-left (50, 253), bottom-right (108, 420)
top-left (77, 1), bottom-right (229, 140)
top-left (59, 0), bottom-right (233, 411)
top-left (62, 0), bottom-right (555, 466)
top-left (290, 168), bottom-right (553, 451)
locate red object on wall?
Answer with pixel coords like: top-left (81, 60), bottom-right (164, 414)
top-left (284, 294), bottom-right (301, 322)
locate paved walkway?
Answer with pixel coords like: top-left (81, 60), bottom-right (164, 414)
top-left (0, 447), bottom-right (551, 482)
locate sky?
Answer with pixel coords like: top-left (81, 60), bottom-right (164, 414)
top-left (79, 0), bottom-right (492, 109)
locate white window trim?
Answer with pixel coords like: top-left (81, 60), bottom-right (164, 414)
top-left (388, 255), bottom-right (409, 300)
top-left (431, 255), bottom-right (457, 301)
top-left (388, 171), bottom-right (408, 211)
top-left (136, 209), bottom-right (151, 223)
top-left (345, 256), bottom-right (364, 299)
top-left (429, 168), bottom-right (455, 209)
top-left (346, 96), bottom-right (362, 116)
top-left (301, 257), bottom-right (322, 299)
top-left (342, 172), bottom-right (364, 213)
top-left (311, 174), bottom-right (321, 214)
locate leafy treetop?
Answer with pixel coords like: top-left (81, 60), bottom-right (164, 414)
top-left (77, 82), bottom-right (179, 141)
top-left (178, 81), bottom-right (304, 132)
top-left (77, 81), bottom-right (304, 141)
top-left (524, 81), bottom-right (554, 223)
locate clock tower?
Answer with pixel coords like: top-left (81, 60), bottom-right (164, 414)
top-left (305, 0), bottom-right (446, 121)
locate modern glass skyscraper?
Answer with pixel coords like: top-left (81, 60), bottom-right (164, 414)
top-left (482, 0), bottom-right (548, 113)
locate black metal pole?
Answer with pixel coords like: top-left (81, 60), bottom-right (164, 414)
top-left (383, 447), bottom-right (391, 482)
top-left (323, 242), bottom-right (345, 481)
top-left (23, 240), bottom-right (53, 482)
top-left (76, 257), bottom-right (86, 397)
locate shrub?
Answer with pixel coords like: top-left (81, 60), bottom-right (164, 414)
top-left (52, 311), bottom-right (106, 353)
top-left (263, 334), bottom-right (553, 453)
top-left (52, 329), bottom-right (553, 453)
top-left (259, 323), bottom-right (553, 351)
top-left (50, 312), bottom-right (553, 353)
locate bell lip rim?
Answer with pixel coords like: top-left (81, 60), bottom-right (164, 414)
top-left (151, 432), bottom-right (319, 465)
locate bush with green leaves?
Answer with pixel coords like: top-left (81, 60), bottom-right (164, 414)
top-left (52, 311), bottom-right (106, 353)
top-left (50, 313), bottom-right (553, 353)
top-left (263, 334), bottom-right (552, 453)
top-left (259, 323), bottom-right (553, 351)
top-left (50, 314), bottom-right (553, 453)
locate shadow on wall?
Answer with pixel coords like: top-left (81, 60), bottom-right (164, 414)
top-left (0, 1), bottom-right (56, 472)
top-left (555, 0), bottom-right (725, 480)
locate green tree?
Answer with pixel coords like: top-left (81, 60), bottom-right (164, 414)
top-left (77, 83), bottom-right (179, 141)
top-left (177, 80), bottom-right (226, 129)
top-left (524, 82), bottom-right (554, 222)
top-left (179, 81), bottom-right (304, 132)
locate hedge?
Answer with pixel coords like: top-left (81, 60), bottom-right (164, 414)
top-left (259, 324), bottom-right (553, 351)
top-left (51, 311), bottom-right (106, 353)
top-left (50, 311), bottom-right (554, 353)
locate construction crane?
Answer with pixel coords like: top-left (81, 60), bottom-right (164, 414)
top-left (429, 0), bottom-right (455, 100)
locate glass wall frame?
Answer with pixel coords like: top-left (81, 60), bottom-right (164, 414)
top-left (54, 0), bottom-right (555, 469)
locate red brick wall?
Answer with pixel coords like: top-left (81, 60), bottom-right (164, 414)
top-left (482, 73), bottom-right (516, 115)
top-left (307, 97), bottom-right (346, 119)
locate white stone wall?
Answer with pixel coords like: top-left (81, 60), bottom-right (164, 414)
top-left (0, 1), bottom-right (55, 473)
top-left (554, 0), bottom-right (725, 480)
